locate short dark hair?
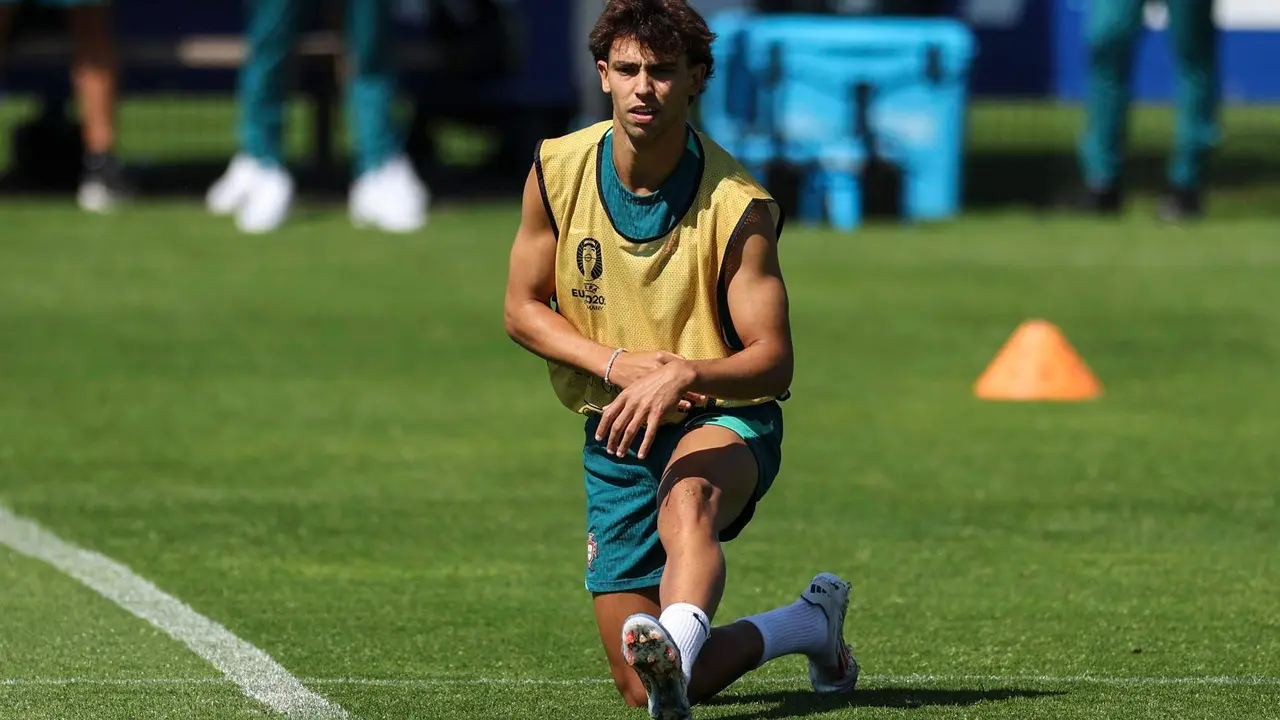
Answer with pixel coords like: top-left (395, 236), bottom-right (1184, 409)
top-left (589, 0), bottom-right (717, 96)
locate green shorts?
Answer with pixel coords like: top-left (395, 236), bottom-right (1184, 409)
top-left (582, 401), bottom-right (783, 594)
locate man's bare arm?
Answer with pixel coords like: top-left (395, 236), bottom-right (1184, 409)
top-left (685, 204), bottom-right (794, 400)
top-left (503, 165), bottom-right (616, 376)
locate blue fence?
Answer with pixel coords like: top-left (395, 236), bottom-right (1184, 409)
top-left (961, 0), bottom-right (1280, 102)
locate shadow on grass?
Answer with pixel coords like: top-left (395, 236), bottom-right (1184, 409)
top-left (702, 686), bottom-right (1065, 719)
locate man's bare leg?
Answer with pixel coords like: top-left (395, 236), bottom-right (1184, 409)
top-left (616, 425), bottom-right (790, 718)
top-left (67, 3), bottom-right (117, 156)
top-left (67, 3), bottom-right (128, 211)
top-left (595, 587), bottom-right (850, 708)
top-left (638, 425), bottom-right (756, 694)
top-left (656, 426), bottom-right (756, 614)
top-left (594, 589), bottom-right (660, 708)
top-left (595, 590), bottom-right (766, 701)
top-left (614, 425), bottom-right (857, 714)
top-left (685, 619), bottom-right (765, 702)
top-left (596, 586), bottom-right (766, 704)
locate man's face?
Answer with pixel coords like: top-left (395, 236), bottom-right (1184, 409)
top-left (597, 36), bottom-right (704, 144)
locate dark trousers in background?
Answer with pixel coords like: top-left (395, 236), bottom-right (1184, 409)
top-left (1078, 0), bottom-right (1220, 192)
top-left (237, 0), bottom-right (401, 175)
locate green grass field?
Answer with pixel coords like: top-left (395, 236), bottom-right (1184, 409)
top-left (1, 102), bottom-right (1279, 719)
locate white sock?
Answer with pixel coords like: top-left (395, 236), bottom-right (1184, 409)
top-left (658, 603), bottom-right (711, 685)
top-left (743, 599), bottom-right (829, 666)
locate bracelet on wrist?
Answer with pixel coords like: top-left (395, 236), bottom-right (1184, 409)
top-left (603, 347), bottom-right (626, 388)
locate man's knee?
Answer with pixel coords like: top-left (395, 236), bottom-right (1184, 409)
top-left (659, 433), bottom-right (758, 540)
top-left (659, 476), bottom-right (721, 536)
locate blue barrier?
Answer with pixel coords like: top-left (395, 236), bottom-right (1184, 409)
top-left (702, 12), bottom-right (975, 229)
top-left (1051, 0), bottom-right (1280, 103)
top-left (952, 0), bottom-right (1280, 102)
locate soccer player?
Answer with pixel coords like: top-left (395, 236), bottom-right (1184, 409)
top-left (1068, 0), bottom-right (1219, 221)
top-left (205, 0), bottom-right (427, 234)
top-left (503, 1), bottom-right (859, 717)
top-left (0, 0), bottom-right (128, 212)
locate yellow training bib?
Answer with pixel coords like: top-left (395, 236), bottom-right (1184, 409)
top-left (534, 121), bottom-right (785, 422)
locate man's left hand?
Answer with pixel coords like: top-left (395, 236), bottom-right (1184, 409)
top-left (596, 360), bottom-right (703, 460)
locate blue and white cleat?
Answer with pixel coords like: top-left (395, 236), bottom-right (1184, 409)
top-left (800, 572), bottom-right (860, 694)
top-left (621, 613), bottom-right (692, 720)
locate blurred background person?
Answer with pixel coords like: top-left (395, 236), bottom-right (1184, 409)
top-left (206, 0), bottom-right (428, 234)
top-left (1066, 0), bottom-right (1220, 221)
top-left (0, 0), bottom-right (128, 212)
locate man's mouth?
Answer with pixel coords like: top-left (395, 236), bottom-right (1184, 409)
top-left (629, 106), bottom-right (659, 123)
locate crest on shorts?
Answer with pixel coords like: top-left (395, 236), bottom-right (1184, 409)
top-left (586, 531), bottom-right (598, 572)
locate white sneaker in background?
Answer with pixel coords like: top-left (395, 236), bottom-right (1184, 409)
top-left (235, 163), bottom-right (295, 235)
top-left (77, 176), bottom-right (121, 214)
top-left (206, 154), bottom-right (261, 217)
top-left (349, 155), bottom-right (429, 233)
top-left (78, 154), bottom-right (131, 214)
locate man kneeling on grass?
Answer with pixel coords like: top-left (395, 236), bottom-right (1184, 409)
top-left (503, 1), bottom-right (862, 717)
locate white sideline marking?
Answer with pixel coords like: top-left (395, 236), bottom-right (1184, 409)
top-left (3, 674), bottom-right (1279, 689)
top-left (0, 506), bottom-right (350, 719)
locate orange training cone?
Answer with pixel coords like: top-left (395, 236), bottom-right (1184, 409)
top-left (973, 319), bottom-right (1103, 401)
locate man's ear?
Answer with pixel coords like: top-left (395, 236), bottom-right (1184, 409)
top-left (597, 60), bottom-right (611, 94)
top-left (690, 63), bottom-right (707, 96)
